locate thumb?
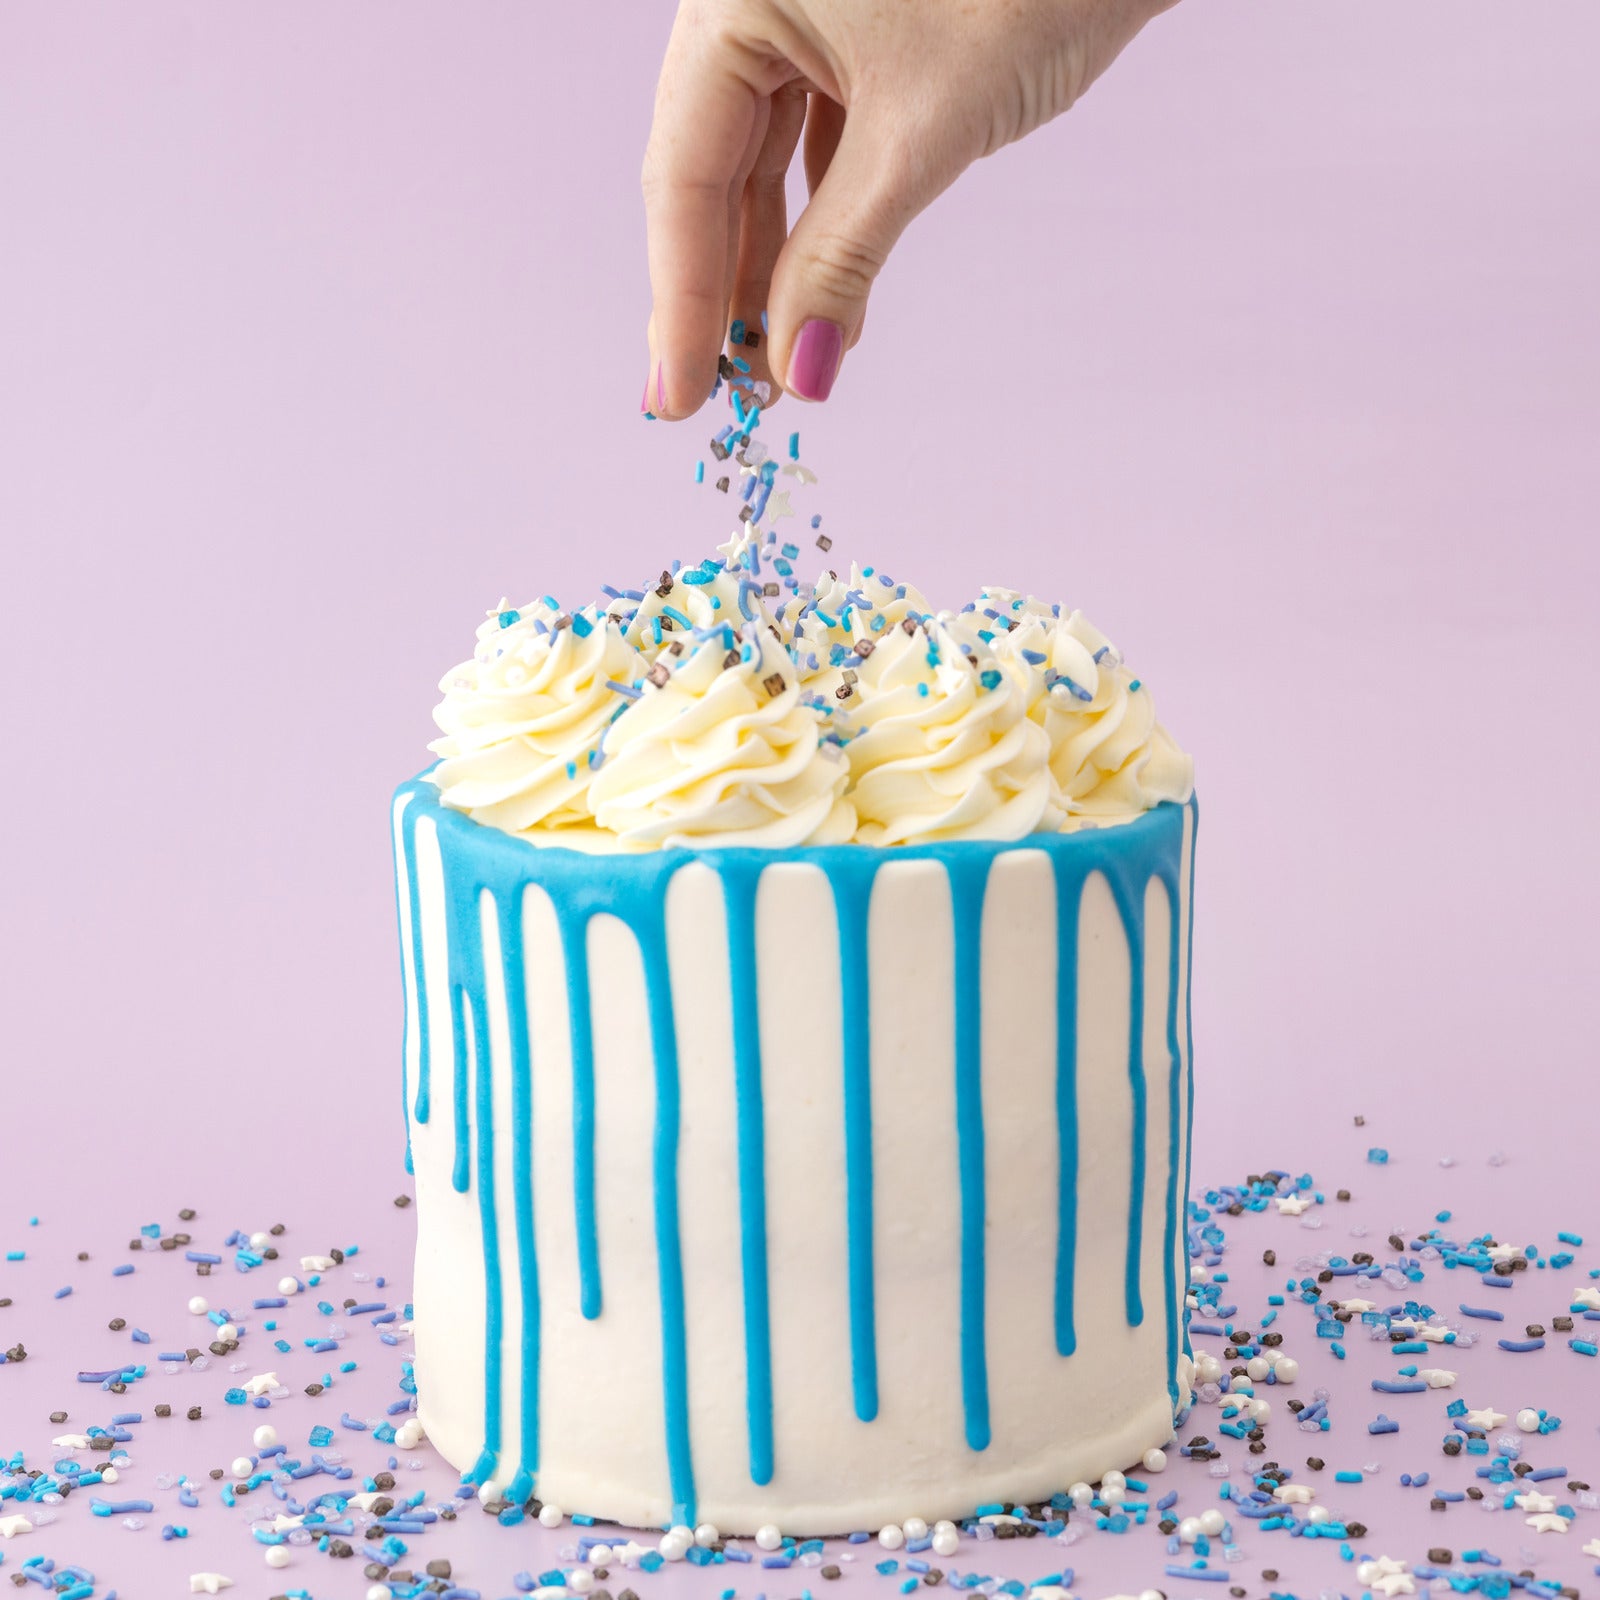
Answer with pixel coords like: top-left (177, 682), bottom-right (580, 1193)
top-left (767, 102), bottom-right (951, 402)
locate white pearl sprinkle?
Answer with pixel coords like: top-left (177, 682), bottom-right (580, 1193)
top-left (755, 1524), bottom-right (783, 1552)
top-left (252, 1425), bottom-right (277, 1450)
top-left (1142, 1446), bottom-right (1168, 1473)
top-left (878, 1524), bottom-right (904, 1550)
top-left (568, 1569), bottom-right (595, 1594)
top-left (1068, 1482), bottom-right (1094, 1509)
top-left (276, 1277), bottom-right (299, 1296)
top-left (659, 1528), bottom-right (691, 1561)
top-left (1199, 1508), bottom-right (1226, 1537)
top-left (902, 1517), bottom-right (928, 1541)
top-left (101, 1466), bottom-right (119, 1485)
top-left (1517, 1408), bottom-right (1542, 1432)
top-left (1178, 1516), bottom-right (1203, 1544)
top-left (588, 1544), bottom-right (614, 1566)
top-left (694, 1523), bottom-right (720, 1548)
top-left (538, 1503), bottom-right (564, 1528)
top-left (216, 1324), bottom-right (238, 1343)
top-left (1274, 1356), bottom-right (1299, 1383)
top-left (1102, 1469), bottom-right (1126, 1490)
top-left (230, 1457), bottom-right (253, 1479)
top-left (265, 1545), bottom-right (290, 1568)
top-left (186, 1296), bottom-right (209, 1315)
top-left (932, 1528), bottom-right (959, 1558)
top-left (1100, 1484), bottom-right (1126, 1507)
top-left (368, 1587), bottom-right (391, 1600)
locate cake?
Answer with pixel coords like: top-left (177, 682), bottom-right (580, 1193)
top-left (391, 544), bottom-right (1196, 1535)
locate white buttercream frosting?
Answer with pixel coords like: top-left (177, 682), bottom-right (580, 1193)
top-left (428, 561), bottom-right (1191, 847)
top-left (428, 599), bottom-right (642, 834)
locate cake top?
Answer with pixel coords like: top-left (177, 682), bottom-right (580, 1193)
top-left (426, 544), bottom-right (1192, 852)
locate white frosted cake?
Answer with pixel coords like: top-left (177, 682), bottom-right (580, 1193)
top-left (392, 545), bottom-right (1196, 1535)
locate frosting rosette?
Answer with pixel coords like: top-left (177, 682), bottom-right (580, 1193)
top-left (989, 603), bottom-right (1194, 822)
top-left (586, 622), bottom-right (855, 850)
top-left (830, 614), bottom-right (1063, 846)
top-left (429, 599), bottom-right (641, 833)
top-left (789, 564), bottom-right (930, 681)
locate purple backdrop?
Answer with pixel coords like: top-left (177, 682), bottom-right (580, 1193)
top-left (4, 5), bottom-right (1598, 1283)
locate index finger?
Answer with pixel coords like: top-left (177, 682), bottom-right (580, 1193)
top-left (642, 15), bottom-right (764, 420)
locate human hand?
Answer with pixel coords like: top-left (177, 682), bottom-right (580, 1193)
top-left (641, 0), bottom-right (1178, 418)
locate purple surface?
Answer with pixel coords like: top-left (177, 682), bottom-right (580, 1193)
top-left (2, 2), bottom-right (1599, 1594)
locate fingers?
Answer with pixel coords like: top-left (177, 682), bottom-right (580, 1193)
top-left (802, 92), bottom-right (845, 198)
top-left (642, 15), bottom-right (764, 419)
top-left (767, 102), bottom-right (944, 403)
top-left (726, 83), bottom-right (808, 406)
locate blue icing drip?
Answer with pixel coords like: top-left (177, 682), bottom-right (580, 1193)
top-left (947, 853), bottom-right (994, 1453)
top-left (553, 907), bottom-right (603, 1321)
top-left (827, 854), bottom-right (883, 1423)
top-left (497, 892), bottom-right (542, 1482)
top-left (1050, 856), bottom-right (1084, 1359)
top-left (633, 894), bottom-right (698, 1526)
top-left (1179, 798), bottom-right (1200, 1371)
top-left (721, 860), bottom-right (775, 1486)
top-left (1158, 865), bottom-right (1185, 1410)
top-left (1101, 868), bottom-right (1150, 1329)
top-left (399, 796), bottom-right (432, 1129)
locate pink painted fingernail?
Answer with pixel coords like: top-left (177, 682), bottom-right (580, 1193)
top-left (640, 372), bottom-right (651, 415)
top-left (655, 362), bottom-right (666, 414)
top-left (788, 319), bottom-right (843, 402)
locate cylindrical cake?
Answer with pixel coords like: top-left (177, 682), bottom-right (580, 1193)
top-left (392, 776), bottom-right (1197, 1533)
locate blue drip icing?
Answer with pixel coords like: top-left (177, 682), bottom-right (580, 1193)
top-left (1050, 854), bottom-right (1082, 1359)
top-left (948, 854), bottom-right (993, 1452)
top-left (399, 798), bottom-right (432, 1129)
top-left (499, 892), bottom-right (541, 1481)
top-left (392, 777), bottom-right (1193, 1518)
top-left (634, 896), bottom-right (698, 1526)
top-left (1158, 870), bottom-right (1184, 1410)
top-left (553, 908), bottom-right (603, 1321)
top-left (1180, 799), bottom-right (1200, 1369)
top-left (721, 861), bottom-right (775, 1486)
top-left (827, 854), bottom-right (883, 1423)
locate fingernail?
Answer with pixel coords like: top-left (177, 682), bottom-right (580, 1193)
top-left (655, 362), bottom-right (666, 414)
top-left (640, 372), bottom-right (651, 415)
top-left (788, 319), bottom-right (843, 402)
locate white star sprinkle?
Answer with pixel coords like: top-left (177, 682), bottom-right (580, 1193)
top-left (1275, 1194), bottom-right (1311, 1216)
top-left (1583, 1537), bottom-right (1600, 1559)
top-left (1464, 1407), bottom-right (1507, 1430)
top-left (188, 1577), bottom-right (234, 1596)
top-left (1369, 1574), bottom-right (1417, 1597)
top-left (764, 489), bottom-right (794, 522)
top-left (1274, 1482), bottom-right (1315, 1503)
top-left (782, 462), bottom-right (818, 485)
top-left (1357, 1557), bottom-right (1410, 1583)
top-left (0, 1515), bottom-right (34, 1539)
top-left (1340, 1298), bottom-right (1377, 1314)
top-left (1526, 1512), bottom-right (1569, 1535)
top-left (1514, 1489), bottom-right (1558, 1514)
top-left (1571, 1285), bottom-right (1600, 1311)
top-left (1418, 1368), bottom-right (1457, 1387)
top-left (243, 1371), bottom-right (279, 1397)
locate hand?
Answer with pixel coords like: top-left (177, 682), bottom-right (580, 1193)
top-left (641, 0), bottom-right (1177, 418)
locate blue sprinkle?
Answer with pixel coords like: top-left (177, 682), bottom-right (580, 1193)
top-left (1367, 1148), bottom-right (1389, 1164)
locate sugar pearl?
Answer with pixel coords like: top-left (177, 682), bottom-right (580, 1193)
top-left (755, 1524), bottom-right (784, 1552)
top-left (878, 1524), bottom-right (905, 1550)
top-left (1199, 1508), bottom-right (1226, 1537)
top-left (568, 1571), bottom-right (595, 1596)
top-left (1142, 1446), bottom-right (1167, 1473)
top-left (932, 1528), bottom-right (959, 1558)
top-left (538, 1503), bottom-right (564, 1527)
top-left (277, 1276), bottom-right (299, 1296)
top-left (100, 1466), bottom-right (119, 1484)
top-left (587, 1545), bottom-right (614, 1567)
top-left (394, 1418), bottom-right (423, 1450)
top-left (903, 1517), bottom-right (928, 1541)
top-left (1247, 1356), bottom-right (1272, 1381)
top-left (231, 1456), bottom-right (254, 1478)
top-left (1100, 1484), bottom-right (1126, 1507)
top-left (1068, 1482), bottom-right (1094, 1509)
top-left (1178, 1517), bottom-right (1202, 1544)
top-left (187, 1296), bottom-right (209, 1315)
top-left (252, 1424), bottom-right (277, 1450)
top-left (251, 1231), bottom-right (271, 1250)
top-left (1517, 1408), bottom-right (1542, 1432)
top-left (368, 1588), bottom-right (391, 1600)
top-left (660, 1527), bottom-right (692, 1561)
top-left (695, 1523), bottom-right (720, 1548)
top-left (265, 1546), bottom-right (290, 1569)
top-left (1102, 1469), bottom-right (1126, 1489)
top-left (1274, 1356), bottom-right (1299, 1383)
top-left (1308, 1505), bottom-right (1331, 1524)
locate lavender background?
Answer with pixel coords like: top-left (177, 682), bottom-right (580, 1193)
top-left (2, 3), bottom-right (1599, 1595)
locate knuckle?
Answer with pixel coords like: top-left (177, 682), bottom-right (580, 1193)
top-left (805, 230), bottom-right (885, 303)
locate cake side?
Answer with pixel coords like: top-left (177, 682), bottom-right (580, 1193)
top-left (393, 778), bottom-right (1197, 1532)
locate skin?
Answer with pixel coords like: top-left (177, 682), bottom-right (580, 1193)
top-left (641, 0), bottom-right (1180, 418)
